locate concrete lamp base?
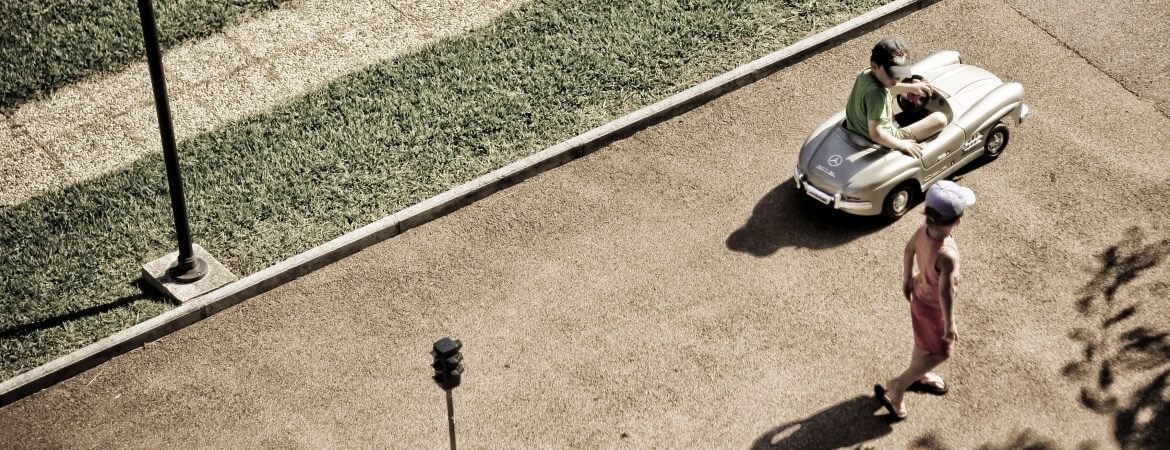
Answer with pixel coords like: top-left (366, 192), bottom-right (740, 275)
top-left (142, 244), bottom-right (236, 303)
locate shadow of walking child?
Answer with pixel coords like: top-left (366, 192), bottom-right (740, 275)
top-left (750, 395), bottom-right (893, 450)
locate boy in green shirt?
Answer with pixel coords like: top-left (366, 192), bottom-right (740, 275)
top-left (844, 37), bottom-right (948, 158)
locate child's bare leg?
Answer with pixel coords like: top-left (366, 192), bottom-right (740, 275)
top-left (906, 345), bottom-right (946, 386)
top-left (906, 348), bottom-right (943, 385)
top-left (886, 346), bottom-right (949, 413)
top-left (919, 372), bottom-right (944, 385)
top-left (900, 111), bottom-right (948, 141)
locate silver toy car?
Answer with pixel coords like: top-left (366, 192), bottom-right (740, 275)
top-left (793, 51), bottom-right (1029, 219)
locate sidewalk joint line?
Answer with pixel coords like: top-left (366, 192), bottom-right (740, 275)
top-left (998, 0), bottom-right (1170, 120)
top-left (386, 1), bottom-right (422, 23)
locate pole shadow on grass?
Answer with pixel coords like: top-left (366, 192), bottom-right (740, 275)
top-left (1061, 226), bottom-right (1170, 449)
top-left (750, 395), bottom-right (892, 449)
top-left (727, 178), bottom-right (891, 256)
top-left (0, 280), bottom-right (162, 338)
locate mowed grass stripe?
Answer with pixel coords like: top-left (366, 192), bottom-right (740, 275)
top-left (0, 0), bottom-right (885, 379)
top-left (0, 0), bottom-right (283, 110)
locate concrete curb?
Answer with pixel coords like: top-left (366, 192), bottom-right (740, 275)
top-left (0, 0), bottom-right (939, 408)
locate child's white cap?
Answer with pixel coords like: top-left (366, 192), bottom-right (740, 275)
top-left (925, 180), bottom-right (976, 220)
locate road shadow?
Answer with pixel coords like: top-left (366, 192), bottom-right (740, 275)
top-left (0, 280), bottom-right (162, 338)
top-left (750, 395), bottom-right (893, 450)
top-left (727, 178), bottom-right (893, 256)
top-left (1062, 227), bottom-right (1170, 449)
top-left (909, 428), bottom-right (1061, 450)
top-left (946, 154), bottom-right (998, 182)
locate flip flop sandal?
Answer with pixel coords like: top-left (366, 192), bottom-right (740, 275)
top-left (873, 384), bottom-right (908, 420)
top-left (908, 380), bottom-right (949, 396)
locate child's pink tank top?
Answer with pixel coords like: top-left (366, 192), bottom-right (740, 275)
top-left (911, 225), bottom-right (959, 304)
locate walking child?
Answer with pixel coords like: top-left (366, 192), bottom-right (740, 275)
top-left (875, 180), bottom-right (976, 419)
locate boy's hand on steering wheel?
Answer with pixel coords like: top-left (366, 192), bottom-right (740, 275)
top-left (911, 81), bottom-right (934, 98)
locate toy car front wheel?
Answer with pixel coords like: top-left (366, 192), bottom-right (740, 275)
top-left (984, 123), bottom-right (1010, 159)
top-left (882, 183), bottom-right (916, 220)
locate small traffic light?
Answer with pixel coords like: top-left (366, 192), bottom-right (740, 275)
top-left (432, 337), bottom-right (464, 390)
top-left (432, 337), bottom-right (463, 449)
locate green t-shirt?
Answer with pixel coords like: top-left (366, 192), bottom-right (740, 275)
top-left (844, 70), bottom-right (897, 139)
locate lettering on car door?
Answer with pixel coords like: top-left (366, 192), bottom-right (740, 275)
top-left (961, 132), bottom-right (983, 154)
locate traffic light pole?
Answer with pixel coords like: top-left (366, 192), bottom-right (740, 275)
top-left (137, 0), bottom-right (207, 283)
top-left (432, 337), bottom-right (464, 450)
top-left (446, 389), bottom-right (457, 450)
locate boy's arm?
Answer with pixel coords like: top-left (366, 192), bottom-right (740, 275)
top-left (937, 250), bottom-right (960, 340)
top-left (856, 87), bottom-right (922, 156)
top-left (889, 79), bottom-right (934, 97)
top-left (869, 120), bottom-right (922, 157)
top-left (902, 235), bottom-right (916, 301)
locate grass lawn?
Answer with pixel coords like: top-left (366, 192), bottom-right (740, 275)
top-left (0, 0), bottom-right (283, 110)
top-left (0, 0), bottom-right (886, 380)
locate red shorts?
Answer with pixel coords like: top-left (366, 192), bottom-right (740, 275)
top-left (910, 294), bottom-right (953, 357)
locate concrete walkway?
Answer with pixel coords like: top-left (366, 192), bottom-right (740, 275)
top-left (1002, 0), bottom-right (1170, 118)
top-left (2, 0), bottom-right (1169, 447)
top-left (0, 0), bottom-right (527, 207)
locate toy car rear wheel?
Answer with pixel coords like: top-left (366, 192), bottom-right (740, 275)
top-left (983, 123), bottom-right (1009, 159)
top-left (882, 183), bottom-right (916, 220)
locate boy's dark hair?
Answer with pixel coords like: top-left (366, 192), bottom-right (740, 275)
top-left (925, 205), bottom-right (961, 226)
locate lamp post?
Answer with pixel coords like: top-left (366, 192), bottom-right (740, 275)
top-left (137, 0), bottom-right (206, 283)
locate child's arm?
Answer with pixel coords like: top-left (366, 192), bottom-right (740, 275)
top-left (937, 250), bottom-right (960, 341)
top-left (902, 235), bottom-right (916, 300)
top-left (889, 79), bottom-right (934, 97)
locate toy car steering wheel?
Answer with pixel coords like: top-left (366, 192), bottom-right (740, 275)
top-left (897, 74), bottom-right (932, 112)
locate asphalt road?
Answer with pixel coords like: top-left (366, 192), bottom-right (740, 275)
top-left (1000, 0), bottom-right (1170, 118)
top-left (2, 0), bottom-right (1168, 448)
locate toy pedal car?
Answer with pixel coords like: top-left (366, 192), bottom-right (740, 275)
top-left (793, 51), bottom-right (1029, 219)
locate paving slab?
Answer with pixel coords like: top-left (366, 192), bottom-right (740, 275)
top-left (0, 128), bottom-right (64, 207)
top-left (1, 0), bottom-right (1168, 448)
top-left (1002, 0), bottom-right (1170, 118)
top-left (0, 0), bottom-right (531, 207)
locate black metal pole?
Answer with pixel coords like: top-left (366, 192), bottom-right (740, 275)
top-left (446, 389), bottom-right (457, 450)
top-left (138, 0), bottom-right (206, 282)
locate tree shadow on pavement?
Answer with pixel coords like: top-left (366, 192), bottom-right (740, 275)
top-left (1062, 226), bottom-right (1170, 449)
top-left (910, 428), bottom-right (1061, 450)
top-left (727, 178), bottom-right (891, 256)
top-left (750, 395), bottom-right (892, 450)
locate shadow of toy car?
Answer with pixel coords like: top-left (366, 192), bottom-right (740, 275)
top-left (793, 51), bottom-right (1029, 219)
